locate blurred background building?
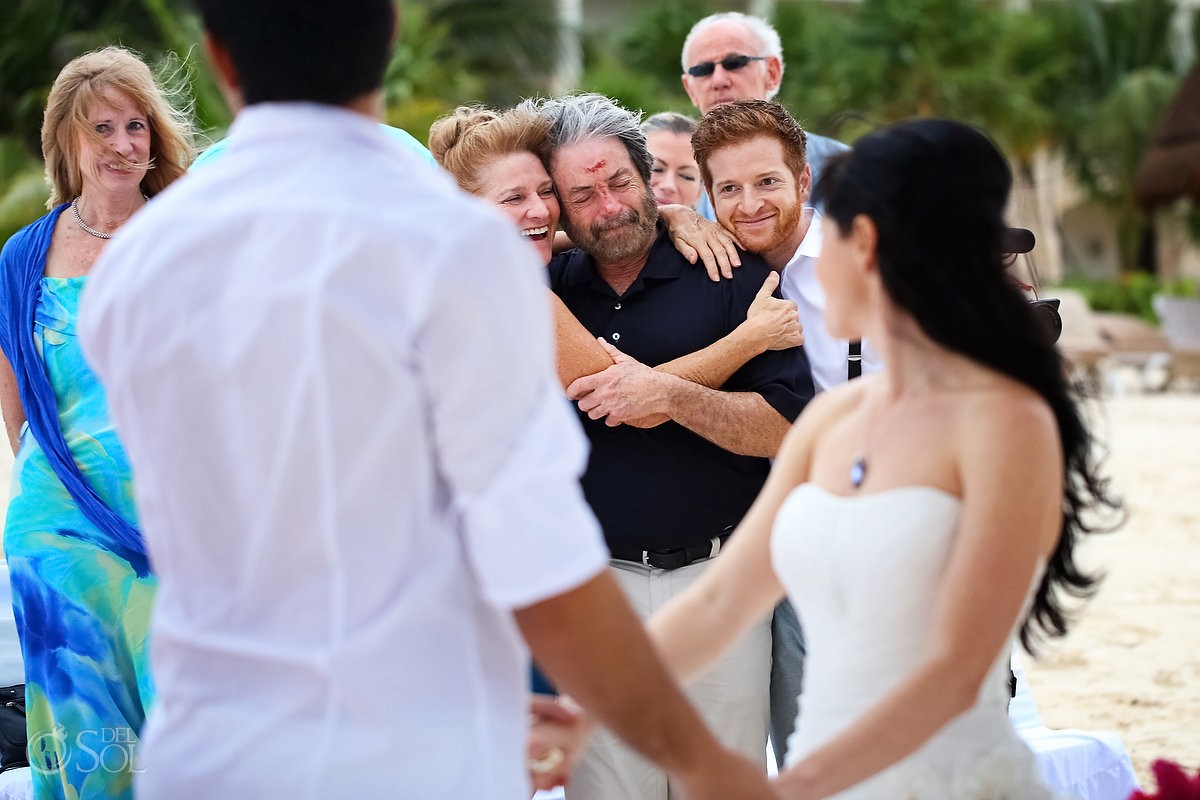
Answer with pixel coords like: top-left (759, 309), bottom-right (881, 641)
top-left (3, 0), bottom-right (1199, 314)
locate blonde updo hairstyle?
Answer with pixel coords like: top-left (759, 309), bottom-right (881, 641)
top-left (41, 45), bottom-right (195, 208)
top-left (428, 104), bottom-right (553, 195)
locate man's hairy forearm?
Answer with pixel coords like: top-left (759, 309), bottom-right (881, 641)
top-left (656, 324), bottom-right (764, 388)
top-left (661, 375), bottom-right (791, 457)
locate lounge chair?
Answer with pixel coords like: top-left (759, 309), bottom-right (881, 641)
top-left (1151, 294), bottom-right (1200, 389)
top-left (1048, 288), bottom-right (1112, 388)
top-left (1092, 311), bottom-right (1173, 392)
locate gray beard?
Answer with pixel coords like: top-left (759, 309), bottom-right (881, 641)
top-left (567, 192), bottom-right (659, 265)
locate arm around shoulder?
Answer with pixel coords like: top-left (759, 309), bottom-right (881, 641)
top-left (661, 290), bottom-right (814, 456)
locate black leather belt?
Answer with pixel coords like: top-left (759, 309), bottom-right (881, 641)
top-left (613, 533), bottom-right (731, 571)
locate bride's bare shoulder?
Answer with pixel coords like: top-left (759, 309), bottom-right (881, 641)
top-left (969, 374), bottom-right (1054, 425)
top-left (953, 375), bottom-right (1060, 465)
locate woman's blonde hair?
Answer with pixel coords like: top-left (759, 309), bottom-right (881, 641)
top-left (428, 105), bottom-right (552, 195)
top-left (41, 46), bottom-right (196, 208)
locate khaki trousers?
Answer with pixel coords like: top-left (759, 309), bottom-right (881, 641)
top-left (565, 556), bottom-right (771, 800)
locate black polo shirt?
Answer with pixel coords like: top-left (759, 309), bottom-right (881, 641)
top-left (548, 225), bottom-right (814, 556)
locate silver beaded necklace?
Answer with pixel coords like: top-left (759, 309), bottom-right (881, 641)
top-left (70, 197), bottom-right (115, 240)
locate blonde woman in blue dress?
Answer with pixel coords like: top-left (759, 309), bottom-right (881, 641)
top-left (643, 119), bottom-right (1120, 799)
top-left (0, 47), bottom-right (192, 800)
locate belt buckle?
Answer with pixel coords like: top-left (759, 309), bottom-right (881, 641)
top-left (641, 550), bottom-right (651, 568)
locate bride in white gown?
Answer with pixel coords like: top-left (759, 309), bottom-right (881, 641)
top-left (646, 118), bottom-right (1121, 799)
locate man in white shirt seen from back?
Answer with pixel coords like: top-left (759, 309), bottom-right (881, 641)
top-left (78, 2), bottom-right (777, 798)
top-left (692, 99), bottom-right (882, 767)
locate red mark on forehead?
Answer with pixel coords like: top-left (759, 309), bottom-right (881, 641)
top-left (585, 160), bottom-right (606, 174)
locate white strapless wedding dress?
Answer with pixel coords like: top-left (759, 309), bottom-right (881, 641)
top-left (771, 484), bottom-right (1060, 799)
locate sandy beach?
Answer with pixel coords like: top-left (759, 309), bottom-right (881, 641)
top-left (0, 390), bottom-right (1195, 788)
top-left (1021, 392), bottom-right (1200, 787)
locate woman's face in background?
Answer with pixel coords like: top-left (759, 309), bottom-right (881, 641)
top-left (646, 130), bottom-right (702, 208)
top-left (476, 151), bottom-right (560, 263)
top-left (76, 87), bottom-right (151, 197)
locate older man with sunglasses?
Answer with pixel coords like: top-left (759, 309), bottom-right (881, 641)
top-left (681, 12), bottom-right (848, 221)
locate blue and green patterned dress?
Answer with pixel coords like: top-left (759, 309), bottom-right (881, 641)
top-left (4, 276), bottom-right (155, 800)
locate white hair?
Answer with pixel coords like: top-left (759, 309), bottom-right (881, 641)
top-left (681, 12), bottom-right (785, 100)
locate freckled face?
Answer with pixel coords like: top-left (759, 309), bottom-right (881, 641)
top-left (646, 130), bottom-right (702, 208)
top-left (708, 135), bottom-right (808, 268)
top-left (76, 87), bottom-right (151, 197)
top-left (476, 151), bottom-right (560, 264)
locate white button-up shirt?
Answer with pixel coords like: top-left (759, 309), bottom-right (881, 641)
top-left (779, 209), bottom-right (882, 392)
top-left (81, 103), bottom-right (608, 799)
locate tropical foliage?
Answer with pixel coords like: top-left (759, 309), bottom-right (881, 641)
top-left (1062, 272), bottom-right (1198, 322)
top-left (0, 0), bottom-right (225, 240)
top-left (1, 0), bottom-right (1197, 279)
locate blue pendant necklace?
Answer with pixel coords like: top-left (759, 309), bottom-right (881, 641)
top-left (849, 454), bottom-right (868, 488)
top-left (848, 382), bottom-right (906, 490)
top-left (850, 390), bottom-right (880, 490)
top-left (850, 366), bottom-right (940, 490)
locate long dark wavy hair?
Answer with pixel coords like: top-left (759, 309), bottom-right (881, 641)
top-left (814, 119), bottom-right (1122, 652)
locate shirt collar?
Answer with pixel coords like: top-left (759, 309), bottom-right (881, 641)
top-left (797, 207), bottom-right (822, 258)
top-left (224, 102), bottom-right (390, 155)
top-left (782, 207), bottom-right (822, 271)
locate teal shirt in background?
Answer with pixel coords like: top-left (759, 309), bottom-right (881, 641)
top-left (191, 122), bottom-right (436, 169)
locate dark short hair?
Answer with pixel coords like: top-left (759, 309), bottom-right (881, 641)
top-left (196, 0), bottom-right (394, 106)
top-left (692, 99), bottom-right (806, 191)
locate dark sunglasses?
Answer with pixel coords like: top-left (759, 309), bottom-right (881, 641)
top-left (686, 55), bottom-right (765, 78)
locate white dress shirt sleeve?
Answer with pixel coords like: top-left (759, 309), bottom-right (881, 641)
top-left (414, 215), bottom-right (608, 610)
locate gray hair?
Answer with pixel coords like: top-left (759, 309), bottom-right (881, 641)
top-left (524, 93), bottom-right (653, 186)
top-left (641, 111), bottom-right (698, 137)
top-left (681, 12), bottom-right (785, 100)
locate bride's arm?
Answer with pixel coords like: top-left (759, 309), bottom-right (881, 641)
top-left (774, 393), bottom-right (1063, 800)
top-left (644, 389), bottom-right (842, 681)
